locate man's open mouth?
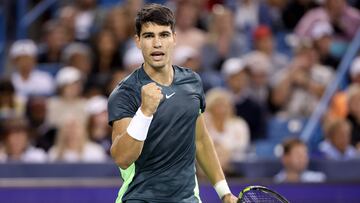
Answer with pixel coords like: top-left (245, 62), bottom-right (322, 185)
top-left (151, 51), bottom-right (165, 60)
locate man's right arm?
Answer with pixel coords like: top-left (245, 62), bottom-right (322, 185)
top-left (110, 118), bottom-right (145, 169)
top-left (110, 82), bottom-right (163, 169)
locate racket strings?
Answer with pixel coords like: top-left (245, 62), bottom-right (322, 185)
top-left (241, 189), bottom-right (284, 203)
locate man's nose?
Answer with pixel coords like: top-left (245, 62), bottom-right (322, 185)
top-left (153, 37), bottom-right (162, 48)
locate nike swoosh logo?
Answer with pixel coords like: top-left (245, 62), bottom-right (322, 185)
top-left (165, 92), bottom-right (175, 99)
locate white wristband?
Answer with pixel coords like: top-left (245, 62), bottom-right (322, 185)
top-left (214, 180), bottom-right (231, 199)
top-left (126, 108), bottom-right (153, 141)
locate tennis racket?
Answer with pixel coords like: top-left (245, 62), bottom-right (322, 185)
top-left (237, 185), bottom-right (290, 203)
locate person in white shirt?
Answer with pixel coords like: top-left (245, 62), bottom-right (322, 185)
top-left (48, 114), bottom-right (107, 163)
top-left (9, 40), bottom-right (55, 99)
top-left (274, 137), bottom-right (326, 183)
top-left (204, 88), bottom-right (250, 173)
top-left (0, 118), bottom-right (47, 163)
top-left (320, 118), bottom-right (359, 160)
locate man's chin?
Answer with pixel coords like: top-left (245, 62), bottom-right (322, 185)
top-left (150, 62), bottom-right (166, 70)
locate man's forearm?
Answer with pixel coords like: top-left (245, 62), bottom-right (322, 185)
top-left (111, 118), bottom-right (145, 169)
top-left (196, 132), bottom-right (225, 185)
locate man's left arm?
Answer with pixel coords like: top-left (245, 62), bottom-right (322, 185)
top-left (195, 114), bottom-right (238, 203)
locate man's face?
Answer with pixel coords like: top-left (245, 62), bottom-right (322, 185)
top-left (13, 55), bottom-right (36, 74)
top-left (331, 123), bottom-right (351, 153)
top-left (283, 144), bottom-right (308, 173)
top-left (135, 23), bottom-right (176, 70)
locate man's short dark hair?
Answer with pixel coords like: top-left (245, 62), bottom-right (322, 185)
top-left (135, 4), bottom-right (175, 37)
top-left (282, 137), bottom-right (305, 155)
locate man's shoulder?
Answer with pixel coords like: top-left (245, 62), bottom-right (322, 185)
top-left (174, 65), bottom-right (201, 82)
top-left (302, 170), bottom-right (326, 182)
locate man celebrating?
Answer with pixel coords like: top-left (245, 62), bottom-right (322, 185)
top-left (108, 4), bottom-right (238, 203)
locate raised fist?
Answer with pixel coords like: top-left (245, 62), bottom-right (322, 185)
top-left (140, 82), bottom-right (163, 116)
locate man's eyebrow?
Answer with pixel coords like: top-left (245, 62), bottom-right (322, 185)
top-left (141, 32), bottom-right (154, 36)
top-left (160, 31), bottom-right (171, 35)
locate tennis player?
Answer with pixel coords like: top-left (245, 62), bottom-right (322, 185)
top-left (108, 4), bottom-right (238, 203)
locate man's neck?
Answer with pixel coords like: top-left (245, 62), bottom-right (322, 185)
top-left (285, 169), bottom-right (301, 182)
top-left (143, 64), bottom-right (174, 86)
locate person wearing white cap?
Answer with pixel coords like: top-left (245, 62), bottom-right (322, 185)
top-left (221, 57), bottom-right (267, 141)
top-left (9, 39), bottom-right (55, 99)
top-left (243, 51), bottom-right (272, 107)
top-left (310, 21), bottom-right (347, 68)
top-left (46, 66), bottom-right (88, 128)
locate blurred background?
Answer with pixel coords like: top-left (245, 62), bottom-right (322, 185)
top-left (0, 0), bottom-right (360, 202)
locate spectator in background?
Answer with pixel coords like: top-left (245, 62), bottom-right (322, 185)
top-left (349, 57), bottom-right (360, 85)
top-left (228, 0), bottom-right (259, 52)
top-left (222, 58), bottom-right (267, 141)
top-left (326, 57), bottom-right (360, 121)
top-left (261, 0), bottom-right (287, 32)
top-left (274, 137), bottom-right (326, 183)
top-left (243, 51), bottom-right (272, 107)
top-left (105, 70), bottom-right (129, 97)
top-left (310, 21), bottom-right (342, 69)
top-left (173, 45), bottom-right (224, 92)
top-left (251, 25), bottom-right (289, 75)
top-left (270, 42), bottom-right (333, 117)
top-left (47, 67), bottom-right (88, 128)
top-left (88, 29), bottom-right (123, 95)
top-left (0, 79), bottom-right (25, 119)
top-left (86, 96), bottom-right (111, 155)
top-left (37, 20), bottom-right (68, 63)
top-left (102, 6), bottom-right (132, 65)
top-left (122, 0), bottom-right (144, 32)
top-left (346, 84), bottom-right (360, 150)
top-left (123, 46), bottom-right (143, 71)
top-left (62, 42), bottom-right (92, 79)
top-left (9, 40), bottom-right (55, 99)
top-left (320, 118), bottom-right (359, 160)
top-left (201, 4), bottom-right (245, 72)
top-left (91, 29), bottom-right (122, 76)
top-left (204, 88), bottom-right (250, 174)
top-left (58, 5), bottom-right (78, 43)
top-left (0, 118), bottom-right (47, 163)
top-left (231, 0), bottom-right (260, 32)
top-left (26, 96), bottom-right (57, 152)
top-left (175, 0), bottom-right (206, 52)
top-left (295, 0), bottom-right (360, 41)
top-left (282, 0), bottom-right (319, 31)
top-left (48, 115), bottom-right (107, 162)
top-left (73, 0), bottom-right (105, 42)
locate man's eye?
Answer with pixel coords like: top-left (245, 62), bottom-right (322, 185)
top-left (161, 33), bottom-right (170, 38)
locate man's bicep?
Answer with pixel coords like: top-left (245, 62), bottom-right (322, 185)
top-left (111, 118), bottom-right (132, 141)
top-left (107, 85), bottom-right (140, 126)
top-left (195, 114), bottom-right (207, 143)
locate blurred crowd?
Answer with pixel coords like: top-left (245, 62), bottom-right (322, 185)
top-left (1, 0), bottom-right (360, 181)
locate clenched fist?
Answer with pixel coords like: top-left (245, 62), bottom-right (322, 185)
top-left (140, 82), bottom-right (163, 117)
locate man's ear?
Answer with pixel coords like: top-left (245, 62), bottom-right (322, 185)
top-left (135, 35), bottom-right (141, 49)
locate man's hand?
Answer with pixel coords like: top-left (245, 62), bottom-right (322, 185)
top-left (140, 82), bottom-right (163, 116)
top-left (222, 193), bottom-right (238, 203)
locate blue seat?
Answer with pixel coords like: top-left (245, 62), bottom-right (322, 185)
top-left (255, 140), bottom-right (279, 159)
top-left (267, 117), bottom-right (307, 141)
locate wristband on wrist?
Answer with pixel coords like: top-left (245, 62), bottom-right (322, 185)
top-left (126, 108), bottom-right (153, 141)
top-left (214, 180), bottom-right (231, 199)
